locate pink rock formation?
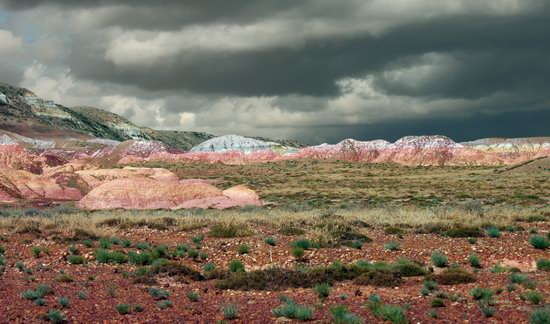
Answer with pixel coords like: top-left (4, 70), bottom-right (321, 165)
top-left (0, 144), bottom-right (44, 173)
top-left (76, 167), bottom-right (180, 188)
top-left (77, 177), bottom-right (262, 210)
top-left (0, 168), bottom-right (83, 201)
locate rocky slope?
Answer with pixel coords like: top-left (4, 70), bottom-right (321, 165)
top-left (1, 81), bottom-right (303, 151)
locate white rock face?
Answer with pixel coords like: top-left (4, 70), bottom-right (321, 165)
top-left (393, 135), bottom-right (463, 148)
top-left (0, 92), bottom-right (8, 104)
top-left (107, 122), bottom-right (147, 140)
top-left (191, 135), bottom-right (275, 154)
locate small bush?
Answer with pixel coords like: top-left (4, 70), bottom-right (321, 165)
top-left (128, 251), bottom-right (153, 265)
top-left (158, 300), bottom-right (173, 309)
top-left (136, 242), bottom-right (150, 250)
top-left (510, 273), bottom-right (529, 284)
top-left (384, 241), bottom-right (400, 251)
top-left (273, 298), bottom-right (314, 321)
top-left (431, 298), bottom-right (445, 308)
top-left (536, 259), bottom-right (550, 271)
top-left (368, 297), bottom-right (408, 324)
top-left (99, 238), bottom-right (112, 249)
top-left (229, 260), bottom-right (245, 273)
top-left (209, 223), bottom-right (250, 238)
top-left (238, 244), bottom-right (250, 254)
top-left (67, 255), bottom-right (85, 265)
top-left (530, 235), bottom-right (550, 249)
top-left (428, 268), bottom-right (476, 285)
top-left (292, 239), bottom-right (313, 250)
top-left (34, 298), bottom-right (46, 306)
top-left (330, 304), bottom-right (365, 324)
top-left (203, 262), bottom-right (216, 272)
top-left (486, 227), bottom-right (501, 238)
top-left (221, 303), bottom-right (239, 319)
top-left (479, 302), bottom-right (495, 317)
top-left (292, 247), bottom-right (305, 260)
top-left (47, 310), bottom-right (65, 323)
top-left (470, 287), bottom-right (494, 301)
top-left (431, 251), bottom-right (448, 267)
top-left (355, 269), bottom-right (402, 287)
top-left (313, 283), bottom-right (331, 300)
top-left (529, 308), bottom-right (550, 324)
top-left (468, 254), bottom-right (482, 268)
top-left (264, 237), bottom-right (277, 246)
top-left (77, 291), bottom-right (87, 300)
top-left (148, 287), bottom-right (170, 300)
top-left (58, 297), bottom-right (70, 308)
top-left (522, 291), bottom-right (545, 305)
top-left (468, 237), bottom-right (477, 244)
top-left (393, 259), bottom-right (428, 277)
top-left (385, 226), bottom-right (403, 235)
top-left (187, 291), bottom-right (200, 302)
top-left (116, 304), bottom-right (131, 315)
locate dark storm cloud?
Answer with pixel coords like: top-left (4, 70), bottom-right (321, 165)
top-left (0, 0), bottom-right (548, 142)
top-left (63, 10), bottom-right (550, 100)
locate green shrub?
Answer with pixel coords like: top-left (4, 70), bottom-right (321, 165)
top-left (82, 239), bottom-right (93, 248)
top-left (158, 300), bottom-right (173, 309)
top-left (0, 244), bottom-right (4, 254)
top-left (385, 226), bottom-right (403, 235)
top-left (479, 302), bottom-right (495, 317)
top-left (229, 260), bottom-right (245, 273)
top-left (368, 297), bottom-right (408, 324)
top-left (34, 298), bottom-right (46, 306)
top-left (431, 298), bottom-right (445, 307)
top-left (222, 303), bottom-right (239, 319)
top-left (350, 240), bottom-right (363, 249)
top-left (203, 262), bottom-right (216, 272)
top-left (238, 244), bottom-right (250, 254)
top-left (148, 287), bottom-right (170, 300)
top-left (431, 251), bottom-right (448, 267)
top-left (384, 241), bottom-right (400, 251)
top-left (95, 249), bottom-right (127, 264)
top-left (187, 291), bottom-right (200, 302)
top-left (355, 269), bottom-right (402, 287)
top-left (510, 272), bottom-right (528, 284)
top-left (292, 239), bottom-right (313, 250)
top-left (77, 291), bottom-right (87, 300)
top-left (116, 304), bottom-right (131, 315)
top-left (522, 291), bottom-right (544, 305)
top-left (128, 251), bottom-right (153, 265)
top-left (313, 283), bottom-right (331, 300)
top-left (292, 247), bottom-right (305, 259)
top-left (58, 297), bottom-right (70, 308)
top-left (468, 254), bottom-right (482, 268)
top-left (444, 227), bottom-right (483, 238)
top-left (330, 304), bottom-right (365, 324)
top-left (486, 227), bottom-right (501, 238)
top-left (470, 287), bottom-right (494, 301)
top-left (264, 237), bottom-right (277, 246)
top-left (67, 255), bottom-right (85, 265)
top-left (273, 298), bottom-right (314, 321)
top-left (536, 259), bottom-right (550, 271)
top-left (393, 259), bottom-right (428, 277)
top-left (192, 235), bottom-right (204, 245)
top-left (47, 310), bottom-right (65, 323)
top-left (529, 308), bottom-right (550, 324)
top-left (121, 239), bottom-right (132, 248)
top-left (99, 238), bottom-right (112, 249)
top-left (468, 237), bottom-right (477, 244)
top-left (136, 242), bottom-right (150, 250)
top-left (428, 268), bottom-right (476, 285)
top-left (209, 223), bottom-right (250, 238)
top-left (529, 235), bottom-right (550, 249)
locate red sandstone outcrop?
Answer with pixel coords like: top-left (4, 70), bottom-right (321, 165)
top-left (0, 168), bottom-right (82, 202)
top-left (0, 144), bottom-right (44, 173)
top-left (77, 177), bottom-right (262, 210)
top-left (76, 166), bottom-right (179, 188)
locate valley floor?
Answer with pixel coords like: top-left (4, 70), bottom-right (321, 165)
top-left (0, 161), bottom-right (549, 323)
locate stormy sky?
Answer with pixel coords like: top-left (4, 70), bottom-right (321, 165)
top-left (0, 0), bottom-right (549, 144)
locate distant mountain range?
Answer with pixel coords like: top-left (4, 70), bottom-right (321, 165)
top-left (0, 82), bottom-right (303, 150)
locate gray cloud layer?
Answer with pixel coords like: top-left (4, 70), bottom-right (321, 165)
top-left (0, 0), bottom-right (548, 143)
